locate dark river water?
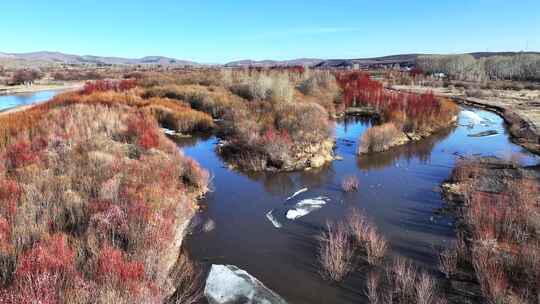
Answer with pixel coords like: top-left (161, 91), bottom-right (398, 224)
top-left (181, 108), bottom-right (539, 304)
top-left (0, 90), bottom-right (62, 111)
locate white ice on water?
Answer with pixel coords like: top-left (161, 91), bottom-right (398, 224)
top-left (204, 264), bottom-right (288, 304)
top-left (285, 197), bottom-right (329, 220)
top-left (265, 210), bottom-right (282, 228)
top-left (461, 110), bottom-right (492, 126)
top-left (286, 187), bottom-right (308, 200)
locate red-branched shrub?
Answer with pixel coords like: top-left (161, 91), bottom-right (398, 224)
top-left (97, 245), bottom-right (145, 294)
top-left (410, 67), bottom-right (424, 78)
top-left (127, 114), bottom-right (160, 150)
top-left (335, 71), bottom-right (383, 107)
top-left (82, 79), bottom-right (137, 95)
top-left (16, 234), bottom-right (75, 278)
top-left (0, 179), bottom-right (20, 219)
top-left (335, 71), bottom-right (458, 133)
top-left (5, 139), bottom-right (38, 169)
top-left (5, 234), bottom-right (77, 304)
top-left (0, 216), bottom-right (11, 252)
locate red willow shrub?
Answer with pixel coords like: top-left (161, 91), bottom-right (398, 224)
top-left (5, 139), bottom-right (39, 170)
top-left (97, 245), bottom-right (145, 294)
top-left (336, 71), bottom-right (458, 134)
top-left (82, 79), bottom-right (137, 95)
top-left (448, 159), bottom-right (540, 303)
top-left (127, 114), bottom-right (161, 150)
top-left (6, 234), bottom-right (78, 304)
top-left (0, 101), bottom-right (209, 303)
top-left (0, 179), bottom-right (20, 219)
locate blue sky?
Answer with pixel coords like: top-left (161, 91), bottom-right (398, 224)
top-left (1, 1), bottom-right (539, 63)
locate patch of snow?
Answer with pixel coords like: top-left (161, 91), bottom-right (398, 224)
top-left (286, 187), bottom-right (308, 201)
top-left (205, 264), bottom-right (288, 304)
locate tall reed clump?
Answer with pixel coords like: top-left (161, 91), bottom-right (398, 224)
top-left (364, 257), bottom-right (444, 304)
top-left (318, 221), bottom-right (355, 282)
top-left (341, 175), bottom-right (359, 192)
top-left (318, 209), bottom-right (388, 282)
top-left (0, 98), bottom-right (208, 302)
top-left (445, 158), bottom-right (540, 303)
top-left (358, 122), bottom-right (404, 154)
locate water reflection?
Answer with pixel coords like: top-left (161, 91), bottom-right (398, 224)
top-left (357, 126), bottom-right (456, 171)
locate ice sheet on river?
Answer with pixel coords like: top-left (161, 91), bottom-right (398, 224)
top-left (461, 110), bottom-right (492, 126)
top-left (205, 264), bottom-right (288, 304)
top-left (286, 196), bottom-right (329, 220)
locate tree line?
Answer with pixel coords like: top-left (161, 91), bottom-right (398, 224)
top-left (417, 53), bottom-right (540, 82)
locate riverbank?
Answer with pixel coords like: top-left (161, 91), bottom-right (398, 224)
top-left (391, 85), bottom-right (540, 155)
top-left (441, 157), bottom-right (540, 304)
top-left (0, 81), bottom-right (84, 96)
top-left (0, 92), bottom-right (210, 302)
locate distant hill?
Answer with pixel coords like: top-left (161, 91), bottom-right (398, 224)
top-left (224, 58), bottom-right (324, 67)
top-left (1, 51), bottom-right (539, 69)
top-left (0, 51), bottom-right (198, 67)
top-left (225, 52), bottom-right (540, 68)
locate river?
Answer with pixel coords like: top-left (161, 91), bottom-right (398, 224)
top-left (180, 108), bottom-right (539, 304)
top-left (0, 89), bottom-right (64, 111)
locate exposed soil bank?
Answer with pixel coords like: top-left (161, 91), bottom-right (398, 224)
top-left (392, 85), bottom-right (540, 155)
top-left (217, 138), bottom-right (335, 172)
top-left (441, 157), bottom-right (540, 205)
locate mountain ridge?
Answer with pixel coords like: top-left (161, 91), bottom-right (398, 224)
top-left (1, 51), bottom-right (539, 68)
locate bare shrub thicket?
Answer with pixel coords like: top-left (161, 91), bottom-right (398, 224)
top-left (364, 257), bottom-right (443, 304)
top-left (228, 70), bottom-right (294, 103)
top-left (438, 247), bottom-right (458, 279)
top-left (358, 122), bottom-right (403, 154)
top-left (298, 70), bottom-right (339, 96)
top-left (346, 209), bottom-right (388, 265)
top-left (318, 209), bottom-right (390, 282)
top-left (341, 175), bottom-right (359, 192)
top-left (169, 253), bottom-right (204, 304)
top-left (365, 271), bottom-right (381, 304)
top-left (137, 69), bottom-right (335, 171)
top-left (417, 53), bottom-right (540, 81)
top-left (318, 221), bottom-right (354, 282)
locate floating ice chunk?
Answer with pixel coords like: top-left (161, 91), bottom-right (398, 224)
top-left (286, 187), bottom-right (308, 201)
top-left (461, 110), bottom-right (490, 126)
top-left (266, 210), bottom-right (282, 228)
top-left (203, 219), bottom-right (216, 232)
top-left (161, 128), bottom-right (177, 135)
top-left (205, 264), bottom-right (288, 304)
top-left (286, 197), bottom-right (329, 220)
